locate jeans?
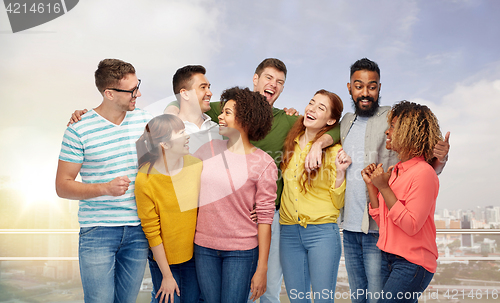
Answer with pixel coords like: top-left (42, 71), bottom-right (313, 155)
top-left (280, 223), bottom-right (342, 303)
top-left (194, 244), bottom-right (258, 303)
top-left (342, 230), bottom-right (382, 303)
top-left (79, 225), bottom-right (149, 303)
top-left (247, 210), bottom-right (282, 303)
top-left (148, 249), bottom-right (201, 303)
top-left (379, 252), bottom-right (434, 303)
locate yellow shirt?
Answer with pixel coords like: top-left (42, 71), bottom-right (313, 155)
top-left (280, 138), bottom-right (346, 227)
top-left (135, 155), bottom-right (202, 265)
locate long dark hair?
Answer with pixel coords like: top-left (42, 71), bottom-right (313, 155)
top-left (136, 114), bottom-right (185, 175)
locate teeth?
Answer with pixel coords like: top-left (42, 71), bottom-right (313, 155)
top-left (264, 89), bottom-right (274, 95)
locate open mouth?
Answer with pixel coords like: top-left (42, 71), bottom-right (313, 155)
top-left (264, 89), bottom-right (275, 100)
top-left (305, 113), bottom-right (316, 121)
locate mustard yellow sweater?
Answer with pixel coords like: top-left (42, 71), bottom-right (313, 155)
top-left (135, 155), bottom-right (202, 265)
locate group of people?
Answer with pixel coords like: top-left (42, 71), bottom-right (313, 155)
top-left (56, 57), bottom-right (450, 303)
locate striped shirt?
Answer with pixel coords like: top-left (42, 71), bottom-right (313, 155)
top-left (59, 108), bottom-right (152, 227)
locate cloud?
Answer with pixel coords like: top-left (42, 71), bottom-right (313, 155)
top-left (414, 69), bottom-right (500, 209)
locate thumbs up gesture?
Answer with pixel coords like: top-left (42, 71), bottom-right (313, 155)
top-left (433, 131), bottom-right (450, 163)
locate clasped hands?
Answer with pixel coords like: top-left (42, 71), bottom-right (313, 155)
top-left (361, 163), bottom-right (393, 191)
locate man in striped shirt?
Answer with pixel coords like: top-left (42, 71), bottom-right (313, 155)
top-left (56, 59), bottom-right (152, 303)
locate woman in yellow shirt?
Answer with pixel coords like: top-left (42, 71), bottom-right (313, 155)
top-left (135, 114), bottom-right (203, 303)
top-left (280, 90), bottom-right (351, 303)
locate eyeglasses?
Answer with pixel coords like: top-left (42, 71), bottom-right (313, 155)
top-left (106, 79), bottom-right (141, 98)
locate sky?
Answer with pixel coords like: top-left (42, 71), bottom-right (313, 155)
top-left (0, 0), bottom-right (499, 212)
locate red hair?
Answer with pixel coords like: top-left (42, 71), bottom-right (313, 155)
top-left (280, 90), bottom-right (343, 193)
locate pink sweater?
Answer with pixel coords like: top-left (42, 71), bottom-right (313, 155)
top-left (194, 139), bottom-right (277, 251)
top-left (369, 156), bottom-right (439, 273)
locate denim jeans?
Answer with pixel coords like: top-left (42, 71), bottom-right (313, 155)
top-left (378, 252), bottom-right (434, 303)
top-left (194, 244), bottom-right (258, 303)
top-left (247, 209), bottom-right (282, 303)
top-left (342, 230), bottom-right (382, 303)
top-left (280, 223), bottom-right (342, 303)
top-left (79, 225), bottom-right (149, 303)
top-left (148, 249), bottom-right (202, 303)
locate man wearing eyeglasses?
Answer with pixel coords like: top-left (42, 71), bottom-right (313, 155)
top-left (56, 59), bottom-right (152, 303)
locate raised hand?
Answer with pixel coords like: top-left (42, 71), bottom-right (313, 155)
top-left (335, 148), bottom-right (352, 172)
top-left (370, 165), bottom-right (394, 190)
top-left (433, 131), bottom-right (450, 163)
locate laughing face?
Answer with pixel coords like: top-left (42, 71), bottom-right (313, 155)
top-left (252, 67), bottom-right (285, 106)
top-left (165, 128), bottom-right (190, 156)
top-left (385, 117), bottom-right (397, 151)
top-left (188, 73), bottom-right (212, 113)
top-left (347, 70), bottom-right (381, 117)
top-left (111, 73), bottom-right (141, 112)
top-left (218, 100), bottom-right (243, 138)
top-left (303, 93), bottom-right (336, 132)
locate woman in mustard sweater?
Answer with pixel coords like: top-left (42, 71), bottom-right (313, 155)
top-left (135, 114), bottom-right (203, 303)
top-left (279, 90), bottom-right (351, 303)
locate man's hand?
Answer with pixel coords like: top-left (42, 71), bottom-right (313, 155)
top-left (106, 176), bottom-right (131, 196)
top-left (283, 107), bottom-right (299, 116)
top-left (250, 206), bottom-right (258, 223)
top-left (304, 141), bottom-right (323, 172)
top-left (434, 131), bottom-right (450, 163)
top-left (67, 109), bottom-right (88, 126)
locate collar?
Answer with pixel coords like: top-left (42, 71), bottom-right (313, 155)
top-left (395, 156), bottom-right (426, 176)
top-left (183, 113), bottom-right (216, 128)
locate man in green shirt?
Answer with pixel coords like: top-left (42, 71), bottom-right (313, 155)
top-left (167, 58), bottom-right (340, 303)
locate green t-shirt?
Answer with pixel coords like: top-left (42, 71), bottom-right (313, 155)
top-left (205, 101), bottom-right (340, 207)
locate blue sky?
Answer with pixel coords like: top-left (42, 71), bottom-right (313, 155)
top-left (0, 0), bottom-right (499, 211)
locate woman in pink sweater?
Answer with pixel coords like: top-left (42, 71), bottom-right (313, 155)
top-left (361, 101), bottom-right (443, 302)
top-left (193, 87), bottom-right (277, 303)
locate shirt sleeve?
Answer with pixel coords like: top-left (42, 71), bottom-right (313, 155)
top-left (387, 169), bottom-right (439, 236)
top-left (206, 102), bottom-right (221, 122)
top-left (369, 202), bottom-right (380, 225)
top-left (255, 160), bottom-right (278, 225)
top-left (135, 173), bottom-right (162, 247)
top-left (59, 127), bottom-right (84, 163)
top-left (327, 147), bottom-right (346, 210)
top-left (167, 100), bottom-right (180, 109)
top-left (325, 124), bottom-right (340, 145)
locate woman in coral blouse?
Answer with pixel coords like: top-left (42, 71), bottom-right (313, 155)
top-left (361, 101), bottom-right (443, 302)
top-left (279, 89), bottom-right (351, 303)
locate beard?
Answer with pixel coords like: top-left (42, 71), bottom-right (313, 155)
top-left (352, 94), bottom-right (380, 117)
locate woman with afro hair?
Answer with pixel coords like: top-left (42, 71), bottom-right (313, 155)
top-left (193, 87), bottom-right (277, 303)
top-left (361, 101), bottom-right (443, 302)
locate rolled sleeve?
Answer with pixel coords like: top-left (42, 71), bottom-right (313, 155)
top-left (369, 203), bottom-right (380, 225)
top-left (255, 161), bottom-right (278, 225)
